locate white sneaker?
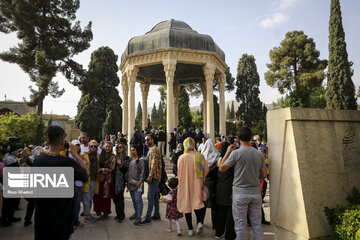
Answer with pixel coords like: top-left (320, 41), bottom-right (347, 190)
top-left (196, 222), bottom-right (203, 234)
top-left (214, 236), bottom-right (221, 239)
top-left (167, 228), bottom-right (172, 233)
top-left (188, 230), bottom-right (194, 236)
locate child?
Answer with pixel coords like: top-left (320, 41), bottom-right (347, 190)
top-left (162, 177), bottom-right (183, 235)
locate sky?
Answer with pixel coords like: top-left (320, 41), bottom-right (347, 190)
top-left (1, 0), bottom-right (359, 118)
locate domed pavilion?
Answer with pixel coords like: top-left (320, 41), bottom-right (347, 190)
top-left (120, 19), bottom-right (227, 154)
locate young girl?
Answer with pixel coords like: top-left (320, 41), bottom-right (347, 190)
top-left (162, 177), bottom-right (183, 235)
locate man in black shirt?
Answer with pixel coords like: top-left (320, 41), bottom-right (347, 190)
top-left (33, 126), bottom-right (88, 240)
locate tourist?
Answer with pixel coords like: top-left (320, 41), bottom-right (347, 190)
top-left (140, 134), bottom-right (162, 225)
top-left (33, 126), bottom-right (88, 239)
top-left (170, 143), bottom-right (184, 176)
top-left (197, 136), bottom-right (207, 153)
top-left (127, 145), bottom-right (145, 225)
top-left (215, 141), bottom-right (236, 240)
top-left (168, 131), bottom-right (177, 156)
top-left (162, 177), bottom-right (183, 236)
top-left (81, 140), bottom-right (99, 224)
top-left (219, 127), bottom-right (267, 240)
top-left (157, 127), bottom-right (166, 156)
top-left (80, 132), bottom-right (90, 154)
top-left (69, 139), bottom-right (85, 228)
top-left (202, 139), bottom-right (220, 229)
top-left (113, 142), bottom-right (130, 223)
top-left (177, 137), bottom-right (209, 236)
top-left (94, 141), bottom-right (115, 220)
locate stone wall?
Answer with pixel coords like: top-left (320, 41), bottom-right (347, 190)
top-left (267, 108), bottom-right (360, 240)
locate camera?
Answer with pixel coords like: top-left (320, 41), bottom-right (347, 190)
top-left (7, 137), bottom-right (24, 153)
top-left (64, 142), bottom-right (69, 150)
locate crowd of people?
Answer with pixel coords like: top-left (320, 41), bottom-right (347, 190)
top-left (0, 124), bottom-right (270, 240)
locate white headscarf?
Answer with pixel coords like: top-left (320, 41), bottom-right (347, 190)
top-left (201, 139), bottom-right (220, 166)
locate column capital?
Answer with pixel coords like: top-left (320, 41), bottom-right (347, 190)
top-left (121, 75), bottom-right (129, 94)
top-left (218, 73), bottom-right (226, 93)
top-left (203, 63), bottom-right (216, 81)
top-left (140, 83), bottom-right (150, 99)
top-left (125, 65), bottom-right (139, 83)
top-left (163, 59), bottom-right (177, 83)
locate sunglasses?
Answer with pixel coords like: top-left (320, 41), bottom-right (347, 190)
top-left (118, 146), bottom-right (124, 149)
top-left (90, 145), bottom-right (97, 148)
top-left (145, 139), bottom-right (151, 142)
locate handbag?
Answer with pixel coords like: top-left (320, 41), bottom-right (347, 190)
top-left (201, 160), bottom-right (209, 201)
top-left (202, 185), bottom-right (209, 201)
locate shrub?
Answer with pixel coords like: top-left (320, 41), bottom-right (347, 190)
top-left (325, 187), bottom-right (360, 240)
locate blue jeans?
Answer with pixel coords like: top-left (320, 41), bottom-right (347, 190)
top-left (130, 190), bottom-right (143, 217)
top-left (73, 186), bottom-right (82, 226)
top-left (145, 179), bottom-right (160, 219)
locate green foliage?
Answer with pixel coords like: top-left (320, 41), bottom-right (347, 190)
top-left (151, 103), bottom-right (157, 126)
top-left (136, 102), bottom-right (142, 121)
top-left (191, 112), bottom-right (203, 128)
top-left (75, 47), bottom-right (122, 140)
top-left (178, 86), bottom-right (192, 129)
top-left (235, 54), bottom-right (265, 130)
top-left (325, 0), bottom-right (357, 110)
top-left (324, 187), bottom-right (360, 240)
top-left (157, 101), bottom-right (166, 126)
top-left (230, 101), bottom-right (235, 120)
top-left (226, 104), bottom-right (231, 120)
top-left (226, 121), bottom-right (238, 135)
top-left (0, 0), bottom-right (92, 114)
top-left (0, 113), bottom-right (43, 145)
top-left (272, 86), bottom-right (327, 109)
top-left (265, 31), bottom-right (327, 106)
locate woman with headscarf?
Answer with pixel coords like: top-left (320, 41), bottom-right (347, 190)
top-left (112, 142), bottom-right (130, 222)
top-left (93, 141), bottom-right (115, 219)
top-left (215, 141), bottom-right (236, 240)
top-left (177, 137), bottom-right (209, 236)
top-left (202, 139), bottom-right (220, 230)
top-left (170, 143), bottom-right (184, 176)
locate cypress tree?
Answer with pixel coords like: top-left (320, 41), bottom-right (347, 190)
top-left (226, 104), bottom-right (231, 120)
top-left (75, 47), bottom-right (122, 140)
top-left (325, 0), bottom-right (357, 109)
top-left (178, 86), bottom-right (192, 129)
top-left (230, 101), bottom-right (235, 120)
top-left (151, 103), bottom-right (157, 125)
top-left (236, 54), bottom-right (263, 128)
top-left (136, 102), bottom-right (142, 121)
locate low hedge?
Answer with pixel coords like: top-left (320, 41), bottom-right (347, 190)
top-left (324, 187), bottom-right (360, 240)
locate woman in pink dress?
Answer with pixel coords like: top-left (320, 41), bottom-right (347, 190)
top-left (177, 137), bottom-right (209, 236)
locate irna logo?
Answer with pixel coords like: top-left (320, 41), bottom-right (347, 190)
top-left (8, 172), bottom-right (69, 188)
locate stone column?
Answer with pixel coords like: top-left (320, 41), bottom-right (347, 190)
top-left (173, 84), bottom-right (180, 128)
top-left (200, 81), bottom-right (207, 134)
top-left (203, 63), bottom-right (216, 140)
top-left (126, 65), bottom-right (139, 154)
top-left (121, 74), bottom-right (128, 135)
top-left (163, 59), bottom-right (177, 157)
top-left (140, 83), bottom-right (150, 130)
top-left (218, 73), bottom-right (226, 136)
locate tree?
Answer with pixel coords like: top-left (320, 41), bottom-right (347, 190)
top-left (230, 101), bottom-right (235, 120)
top-left (0, 0), bottom-right (92, 114)
top-left (265, 31), bottom-right (327, 106)
top-left (325, 0), bottom-right (357, 110)
top-left (226, 104), bottom-right (231, 120)
top-left (75, 47), bottom-right (122, 140)
top-left (0, 113), bottom-right (43, 145)
top-left (136, 102), bottom-right (142, 121)
top-left (157, 101), bottom-right (165, 126)
top-left (151, 103), bottom-right (157, 126)
top-left (178, 86), bottom-right (192, 129)
top-left (235, 54), bottom-right (263, 128)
